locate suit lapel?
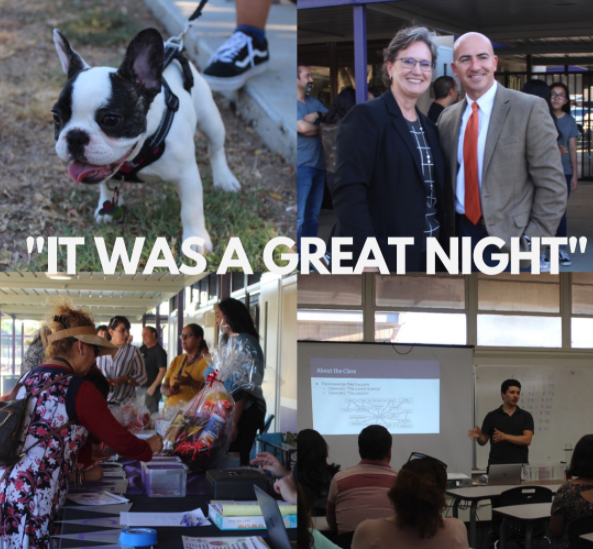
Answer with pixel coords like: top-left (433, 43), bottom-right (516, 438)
top-left (448, 99), bottom-right (466, 194)
top-left (383, 92), bottom-right (423, 180)
top-left (483, 85), bottom-right (510, 178)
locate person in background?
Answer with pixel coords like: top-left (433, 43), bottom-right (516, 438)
top-left (550, 81), bottom-right (580, 267)
top-left (0, 302), bottom-right (162, 549)
top-left (352, 455), bottom-right (469, 549)
top-left (326, 424), bottom-right (397, 535)
top-left (96, 325), bottom-right (110, 341)
top-left (161, 324), bottom-right (209, 409)
top-left (96, 316), bottom-right (147, 407)
top-left (297, 64), bottom-right (328, 259)
top-left (368, 86), bottom-right (382, 100)
top-left (550, 434), bottom-right (593, 549)
top-left (206, 297), bottom-right (266, 465)
top-left (140, 326), bottom-right (168, 414)
top-left (428, 75), bottom-right (458, 123)
top-left (21, 325), bottom-right (51, 375)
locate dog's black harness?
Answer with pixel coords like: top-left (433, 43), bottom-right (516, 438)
top-left (112, 49), bottom-right (194, 183)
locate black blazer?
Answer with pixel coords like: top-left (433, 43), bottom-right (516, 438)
top-left (332, 91), bottom-right (448, 272)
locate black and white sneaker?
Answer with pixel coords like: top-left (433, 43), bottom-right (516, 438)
top-left (203, 30), bottom-right (269, 92)
top-left (559, 249), bottom-right (572, 266)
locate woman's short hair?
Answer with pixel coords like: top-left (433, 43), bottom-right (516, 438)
top-left (46, 302), bottom-right (95, 359)
top-left (388, 457), bottom-right (447, 539)
top-left (567, 434), bottom-right (593, 478)
top-left (108, 315), bottom-right (131, 332)
top-left (382, 26), bottom-right (438, 87)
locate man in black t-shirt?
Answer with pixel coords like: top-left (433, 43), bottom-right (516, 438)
top-left (469, 378), bottom-right (534, 467)
top-left (140, 326), bottom-right (168, 414)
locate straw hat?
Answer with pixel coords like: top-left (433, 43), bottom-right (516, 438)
top-left (47, 326), bottom-right (118, 357)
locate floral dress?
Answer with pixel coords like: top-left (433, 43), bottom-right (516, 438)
top-left (0, 366), bottom-right (88, 549)
top-left (551, 482), bottom-right (593, 549)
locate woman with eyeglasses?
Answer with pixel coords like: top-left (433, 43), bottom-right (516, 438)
top-left (96, 316), bottom-right (147, 407)
top-left (352, 455), bottom-right (469, 549)
top-left (161, 324), bottom-right (209, 408)
top-left (205, 297), bottom-right (266, 465)
top-left (549, 81), bottom-right (579, 267)
top-left (331, 26), bottom-right (447, 273)
top-left (0, 302), bottom-right (162, 549)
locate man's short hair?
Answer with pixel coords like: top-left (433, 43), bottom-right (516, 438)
top-left (501, 379), bottom-right (521, 394)
top-left (358, 425), bottom-right (392, 460)
top-left (433, 76), bottom-right (456, 100)
top-left (144, 326), bottom-right (158, 337)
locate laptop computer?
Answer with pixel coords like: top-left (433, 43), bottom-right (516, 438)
top-left (254, 485), bottom-right (294, 549)
top-left (487, 463), bottom-right (523, 486)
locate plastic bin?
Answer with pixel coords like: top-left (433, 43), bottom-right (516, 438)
top-left (143, 462), bottom-right (189, 497)
top-left (141, 456), bottom-right (182, 485)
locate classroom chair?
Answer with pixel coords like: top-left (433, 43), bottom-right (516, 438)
top-left (494, 486), bottom-right (553, 549)
top-left (567, 514), bottom-right (593, 549)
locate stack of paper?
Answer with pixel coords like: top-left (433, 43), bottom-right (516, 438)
top-left (208, 500), bottom-right (296, 530)
top-left (182, 536), bottom-right (269, 549)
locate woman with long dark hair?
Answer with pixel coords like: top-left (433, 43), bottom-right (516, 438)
top-left (298, 482), bottom-right (341, 549)
top-left (206, 297), bottom-right (265, 465)
top-left (161, 323), bottom-right (209, 408)
top-left (550, 81), bottom-right (579, 267)
top-left (96, 315), bottom-right (147, 406)
top-left (550, 434), bottom-right (593, 548)
top-left (352, 456), bottom-right (469, 549)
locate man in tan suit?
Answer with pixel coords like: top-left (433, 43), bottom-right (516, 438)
top-left (438, 32), bottom-right (566, 271)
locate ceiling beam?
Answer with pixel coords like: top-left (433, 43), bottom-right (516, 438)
top-left (496, 44), bottom-right (593, 57)
top-left (484, 23), bottom-right (593, 41)
top-left (0, 295), bottom-right (168, 308)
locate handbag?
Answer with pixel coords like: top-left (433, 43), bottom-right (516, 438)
top-left (0, 374), bottom-right (74, 468)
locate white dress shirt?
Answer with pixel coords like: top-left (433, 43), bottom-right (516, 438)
top-left (455, 80), bottom-right (498, 215)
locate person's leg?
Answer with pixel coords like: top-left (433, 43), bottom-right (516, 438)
top-left (228, 404), bottom-right (265, 465)
top-left (202, 0), bottom-right (272, 91)
top-left (297, 167), bottom-right (314, 254)
top-left (235, 0), bottom-right (272, 31)
top-left (302, 168), bottom-right (325, 240)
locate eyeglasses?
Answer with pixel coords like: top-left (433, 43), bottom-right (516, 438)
top-left (397, 58), bottom-right (435, 72)
top-left (407, 452), bottom-right (448, 470)
top-left (179, 333), bottom-right (194, 340)
top-left (551, 93), bottom-right (567, 99)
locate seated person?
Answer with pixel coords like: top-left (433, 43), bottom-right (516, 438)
top-left (298, 482), bottom-right (340, 549)
top-left (252, 429), bottom-right (339, 510)
top-left (326, 425), bottom-right (397, 534)
top-left (550, 434), bottom-right (593, 549)
top-left (352, 454), bottom-right (469, 549)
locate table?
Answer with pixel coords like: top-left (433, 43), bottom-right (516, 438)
top-left (58, 460), bottom-right (296, 549)
top-left (493, 502), bottom-right (551, 549)
top-left (446, 484), bottom-right (560, 549)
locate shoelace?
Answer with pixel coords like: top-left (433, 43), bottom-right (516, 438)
top-left (209, 31), bottom-right (255, 67)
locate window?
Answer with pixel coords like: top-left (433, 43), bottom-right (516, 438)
top-left (298, 309), bottom-right (363, 342)
top-left (375, 312), bottom-right (466, 345)
top-left (477, 315), bottom-right (561, 347)
top-left (376, 276), bottom-right (465, 309)
top-left (298, 274), bottom-right (362, 306)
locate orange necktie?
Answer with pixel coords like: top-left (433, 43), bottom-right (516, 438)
top-left (464, 101), bottom-right (482, 225)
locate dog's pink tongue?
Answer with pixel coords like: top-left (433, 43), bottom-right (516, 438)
top-left (68, 161), bottom-right (101, 184)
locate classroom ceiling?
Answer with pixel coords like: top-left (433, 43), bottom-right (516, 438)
top-left (298, 0), bottom-right (593, 66)
top-left (0, 272), bottom-right (207, 322)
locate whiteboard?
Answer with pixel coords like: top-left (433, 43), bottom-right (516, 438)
top-left (298, 341), bottom-right (475, 474)
top-left (475, 366), bottom-right (593, 469)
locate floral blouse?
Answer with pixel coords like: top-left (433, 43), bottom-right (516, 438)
top-left (551, 481), bottom-right (593, 549)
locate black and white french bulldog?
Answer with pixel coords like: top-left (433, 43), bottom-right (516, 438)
top-left (52, 28), bottom-right (240, 252)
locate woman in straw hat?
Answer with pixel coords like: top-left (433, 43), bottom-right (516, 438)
top-left (0, 302), bottom-right (163, 549)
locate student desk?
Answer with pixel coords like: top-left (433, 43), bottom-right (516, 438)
top-left (446, 484), bottom-right (560, 549)
top-left (493, 502), bottom-right (551, 549)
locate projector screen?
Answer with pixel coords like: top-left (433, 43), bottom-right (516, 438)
top-left (311, 358), bottom-right (440, 435)
top-left (299, 341), bottom-right (474, 473)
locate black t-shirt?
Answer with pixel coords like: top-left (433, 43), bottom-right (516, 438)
top-left (140, 344), bottom-right (168, 387)
top-left (482, 405), bottom-right (535, 465)
top-left (427, 101), bottom-right (445, 124)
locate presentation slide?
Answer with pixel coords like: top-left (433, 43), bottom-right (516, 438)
top-left (311, 358), bottom-right (440, 435)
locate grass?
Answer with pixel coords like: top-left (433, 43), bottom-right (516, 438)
top-left (9, 179), bottom-right (290, 272)
top-left (60, 7), bottom-right (144, 47)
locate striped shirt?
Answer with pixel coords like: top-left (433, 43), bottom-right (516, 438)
top-left (327, 460), bottom-right (397, 534)
top-left (96, 344), bottom-right (147, 406)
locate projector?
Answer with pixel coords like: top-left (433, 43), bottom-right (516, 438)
top-left (446, 473), bottom-right (472, 489)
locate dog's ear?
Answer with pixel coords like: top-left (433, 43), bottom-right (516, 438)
top-left (53, 29), bottom-right (90, 79)
top-left (117, 28), bottom-right (164, 98)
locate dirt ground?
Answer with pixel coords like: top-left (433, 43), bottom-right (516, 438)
top-left (0, 0), bottom-right (296, 271)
